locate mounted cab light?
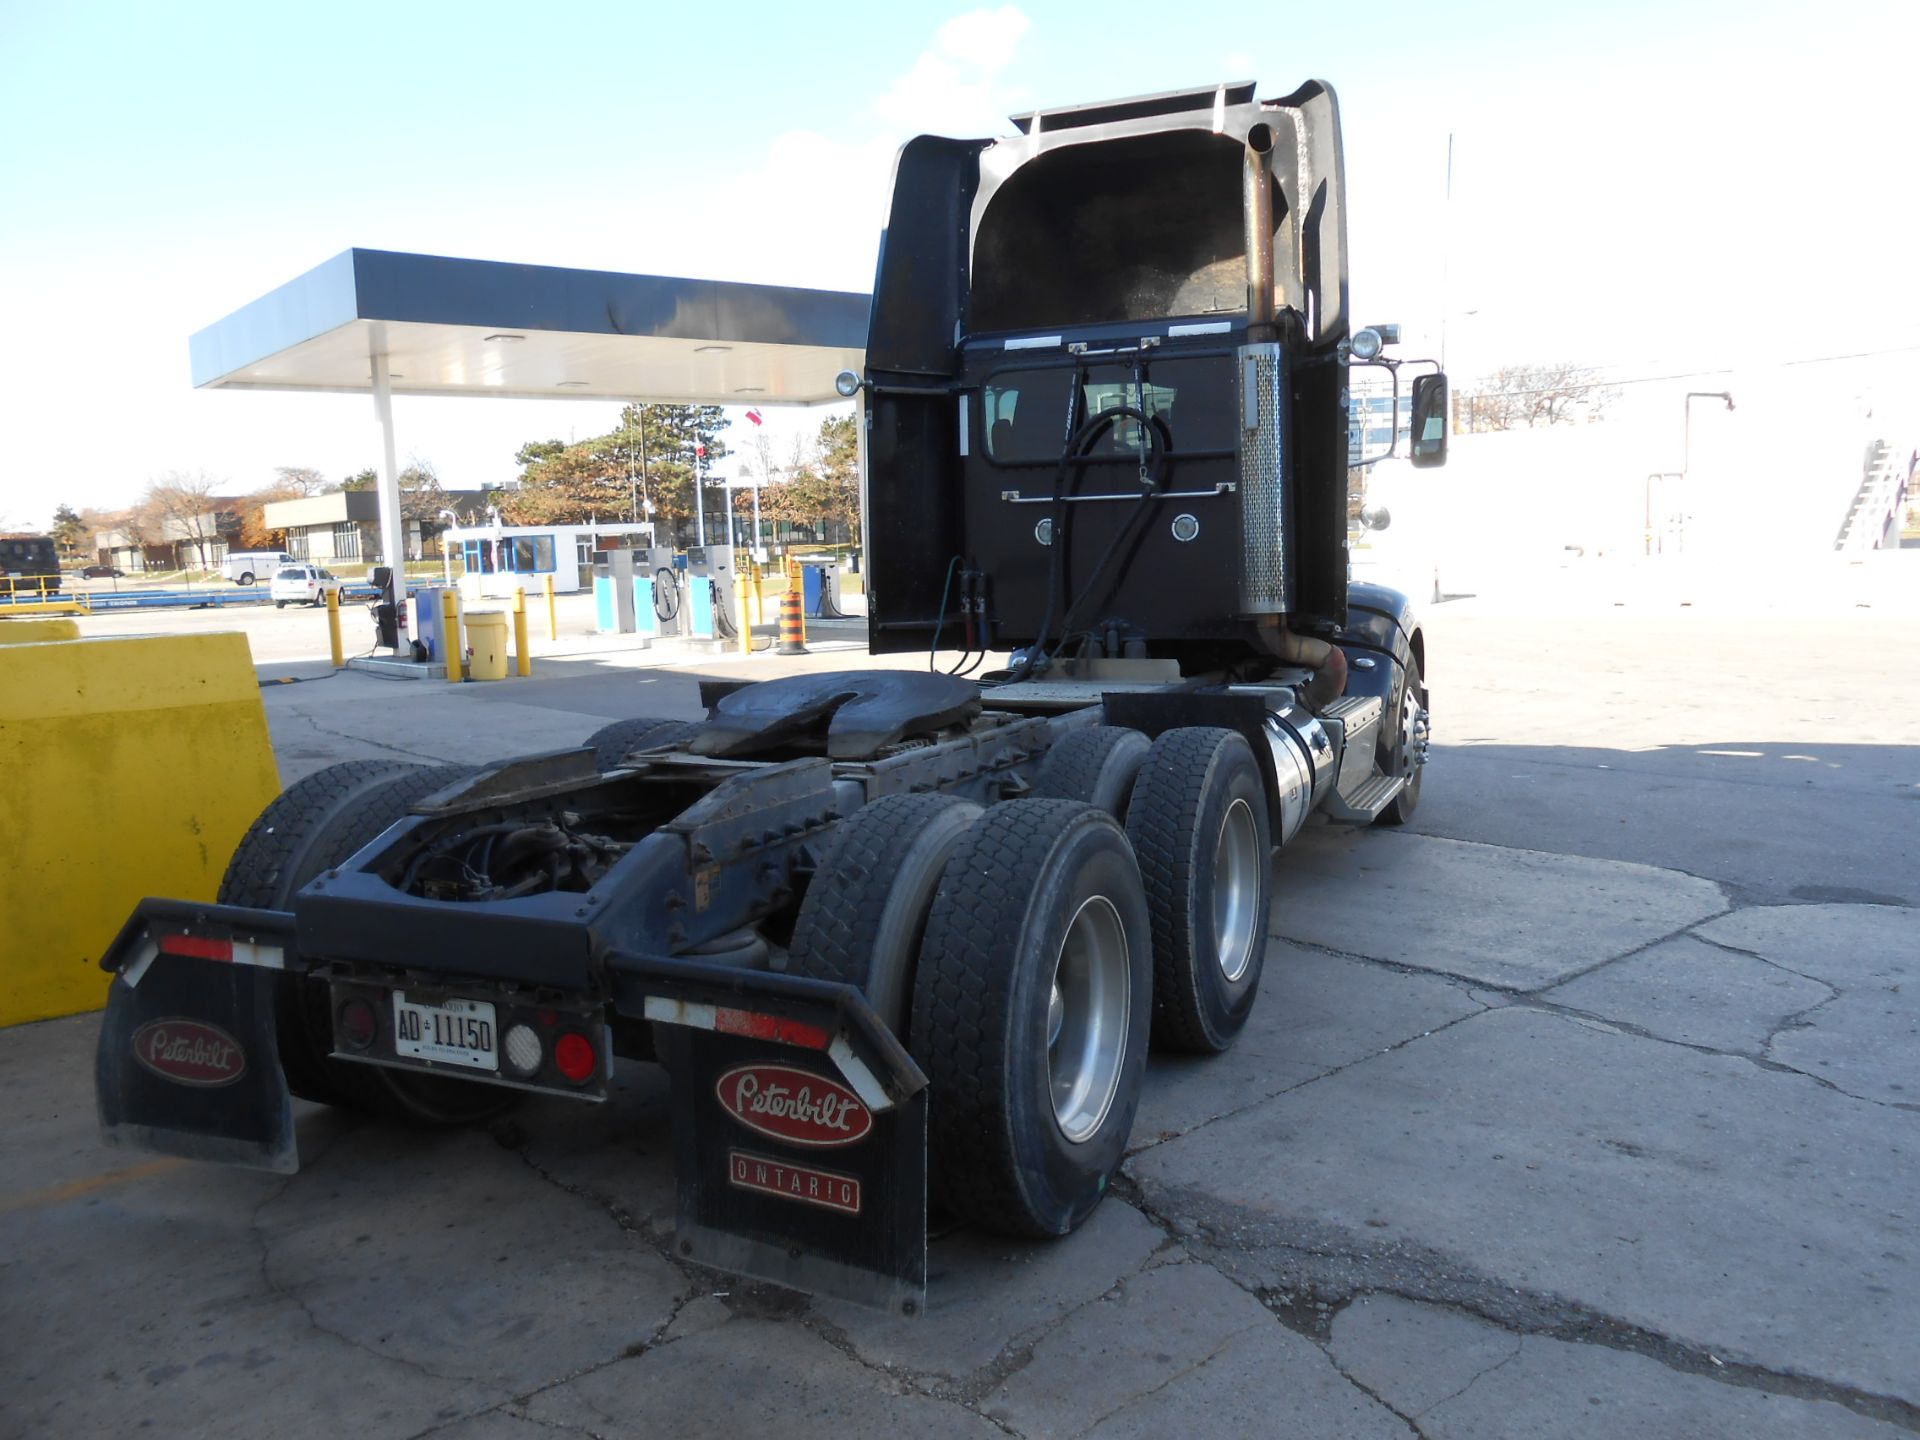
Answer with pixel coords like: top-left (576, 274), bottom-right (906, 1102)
top-left (714, 1008), bottom-right (832, 1051)
top-left (158, 933), bottom-right (233, 962)
top-left (338, 998), bottom-right (377, 1051)
top-left (504, 1024), bottom-right (544, 1077)
top-left (553, 1031), bottom-right (597, 1084)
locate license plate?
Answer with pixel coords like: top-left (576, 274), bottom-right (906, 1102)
top-left (392, 993), bottom-right (497, 1071)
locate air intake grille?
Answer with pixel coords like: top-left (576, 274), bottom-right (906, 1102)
top-left (1238, 343), bottom-right (1289, 613)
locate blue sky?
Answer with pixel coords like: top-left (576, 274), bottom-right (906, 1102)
top-left (0, 0), bottom-right (1912, 524)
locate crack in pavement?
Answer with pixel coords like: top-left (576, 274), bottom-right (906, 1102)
top-left (1112, 1180), bottom-right (1920, 1433)
top-left (1269, 914), bottom-right (1917, 1114)
top-left (248, 1177), bottom-right (495, 1393)
top-left (1318, 1338), bottom-right (1431, 1440)
top-left (1413, 1331), bottom-right (1525, 1420)
top-left (1063, 1317), bottom-right (1267, 1439)
top-left (1686, 929), bottom-right (1845, 990)
top-left (1124, 996), bottom-right (1495, 1159)
top-left (796, 1228), bottom-right (1179, 1437)
top-left (1267, 905), bottom-right (1726, 1003)
top-left (1508, 994), bottom-right (1920, 1114)
top-left (385, 1135), bottom-right (726, 1440)
top-left (280, 707), bottom-right (445, 763)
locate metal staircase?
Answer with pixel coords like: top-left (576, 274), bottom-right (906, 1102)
top-left (1834, 440), bottom-right (1913, 552)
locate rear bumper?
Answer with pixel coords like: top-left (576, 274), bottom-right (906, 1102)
top-left (92, 898), bottom-right (932, 1314)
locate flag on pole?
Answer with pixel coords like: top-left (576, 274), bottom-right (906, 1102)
top-left (695, 442), bottom-right (707, 458)
top-left (745, 408), bottom-right (764, 427)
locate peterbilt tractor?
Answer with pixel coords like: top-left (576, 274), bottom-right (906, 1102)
top-left (96, 79), bottom-right (1447, 1314)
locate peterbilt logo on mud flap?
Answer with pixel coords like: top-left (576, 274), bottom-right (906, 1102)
top-left (130, 1019), bottom-right (247, 1088)
top-left (715, 1063), bottom-right (873, 1148)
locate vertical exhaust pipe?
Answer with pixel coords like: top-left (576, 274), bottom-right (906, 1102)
top-left (1244, 122), bottom-right (1276, 329)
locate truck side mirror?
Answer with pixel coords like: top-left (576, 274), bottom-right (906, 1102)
top-left (1409, 373), bottom-right (1449, 469)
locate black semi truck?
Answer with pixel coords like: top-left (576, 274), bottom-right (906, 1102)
top-left (96, 80), bottom-right (1446, 1314)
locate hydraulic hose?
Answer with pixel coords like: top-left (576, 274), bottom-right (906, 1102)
top-left (1013, 403), bottom-right (1170, 682)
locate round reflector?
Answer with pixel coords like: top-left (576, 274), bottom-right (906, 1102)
top-left (503, 1024), bottom-right (543, 1077)
top-left (553, 1031), bottom-right (597, 1084)
top-left (338, 999), bottom-right (377, 1051)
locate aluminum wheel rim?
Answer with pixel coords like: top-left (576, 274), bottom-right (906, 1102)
top-left (1049, 894), bottom-right (1131, 1144)
top-left (1212, 798), bottom-right (1260, 983)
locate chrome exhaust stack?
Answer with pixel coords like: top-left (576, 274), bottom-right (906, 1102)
top-left (1243, 122), bottom-right (1277, 330)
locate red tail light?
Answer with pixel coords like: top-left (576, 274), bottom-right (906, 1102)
top-left (338, 998), bottom-right (377, 1050)
top-left (553, 1031), bottom-right (597, 1084)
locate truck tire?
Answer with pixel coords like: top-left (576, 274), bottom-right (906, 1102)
top-left (586, 716), bottom-right (700, 770)
top-left (219, 760), bottom-right (518, 1126)
top-left (787, 793), bottom-right (982, 1035)
top-left (912, 800), bottom-right (1151, 1238)
top-left (1126, 727), bottom-right (1271, 1054)
top-left (1376, 657), bottom-right (1426, 826)
top-left (238, 571), bottom-right (255, 586)
top-left (1029, 726), bottom-right (1150, 822)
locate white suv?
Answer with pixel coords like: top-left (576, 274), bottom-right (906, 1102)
top-left (270, 566), bottom-right (344, 607)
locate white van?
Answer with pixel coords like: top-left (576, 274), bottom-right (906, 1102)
top-left (224, 551), bottom-right (296, 586)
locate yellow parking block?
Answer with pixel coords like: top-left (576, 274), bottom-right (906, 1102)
top-left (0, 633), bottom-right (280, 1026)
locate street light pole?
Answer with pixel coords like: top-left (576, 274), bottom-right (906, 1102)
top-left (1676, 391), bottom-right (1735, 556)
top-left (1683, 391), bottom-right (1736, 479)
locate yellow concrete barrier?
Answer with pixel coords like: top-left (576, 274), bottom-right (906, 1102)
top-left (0, 618), bottom-right (81, 644)
top-left (0, 633), bottom-right (280, 1026)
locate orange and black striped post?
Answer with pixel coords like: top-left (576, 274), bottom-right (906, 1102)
top-left (775, 586), bottom-right (809, 655)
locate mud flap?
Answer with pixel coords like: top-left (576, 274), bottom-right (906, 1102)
top-left (96, 953), bottom-right (296, 1174)
top-left (658, 1024), bottom-right (928, 1316)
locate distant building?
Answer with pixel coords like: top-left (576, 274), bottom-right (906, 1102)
top-left (94, 500), bottom-right (244, 572)
top-left (261, 490), bottom-right (489, 564)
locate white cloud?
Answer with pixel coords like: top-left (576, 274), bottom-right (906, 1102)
top-left (711, 7), bottom-right (1037, 296)
top-left (874, 5), bottom-right (1031, 136)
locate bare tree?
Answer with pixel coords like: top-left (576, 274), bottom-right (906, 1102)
top-left (1458, 362), bottom-right (1619, 431)
top-left (145, 469), bottom-right (227, 568)
top-left (273, 466), bottom-right (328, 495)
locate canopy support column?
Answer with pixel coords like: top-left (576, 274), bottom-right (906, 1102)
top-left (369, 352), bottom-right (405, 622)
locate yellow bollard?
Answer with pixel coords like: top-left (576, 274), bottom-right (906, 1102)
top-left (325, 586), bottom-right (344, 668)
top-left (543, 574), bottom-right (558, 640)
top-left (441, 588), bottom-right (464, 682)
top-left (733, 573), bottom-right (753, 655)
top-left (512, 587), bottom-right (532, 676)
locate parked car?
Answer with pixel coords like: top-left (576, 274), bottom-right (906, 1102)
top-left (270, 566), bottom-right (344, 607)
top-left (80, 564), bottom-right (125, 579)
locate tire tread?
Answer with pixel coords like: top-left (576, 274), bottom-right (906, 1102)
top-left (912, 800), bottom-right (1107, 1237)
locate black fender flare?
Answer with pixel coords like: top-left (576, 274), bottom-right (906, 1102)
top-left (1339, 580), bottom-right (1425, 757)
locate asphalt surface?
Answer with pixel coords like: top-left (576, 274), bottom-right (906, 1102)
top-left (3, 585), bottom-right (1916, 1439)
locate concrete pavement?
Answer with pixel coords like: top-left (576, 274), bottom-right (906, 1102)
top-left (2, 599), bottom-right (1915, 1438)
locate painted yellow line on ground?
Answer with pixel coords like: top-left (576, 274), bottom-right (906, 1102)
top-left (0, 1156), bottom-right (183, 1215)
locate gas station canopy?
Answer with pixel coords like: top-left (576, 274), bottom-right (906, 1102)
top-left (189, 248), bottom-right (870, 405)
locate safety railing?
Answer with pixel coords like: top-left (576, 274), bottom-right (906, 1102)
top-left (0, 577), bottom-right (89, 612)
